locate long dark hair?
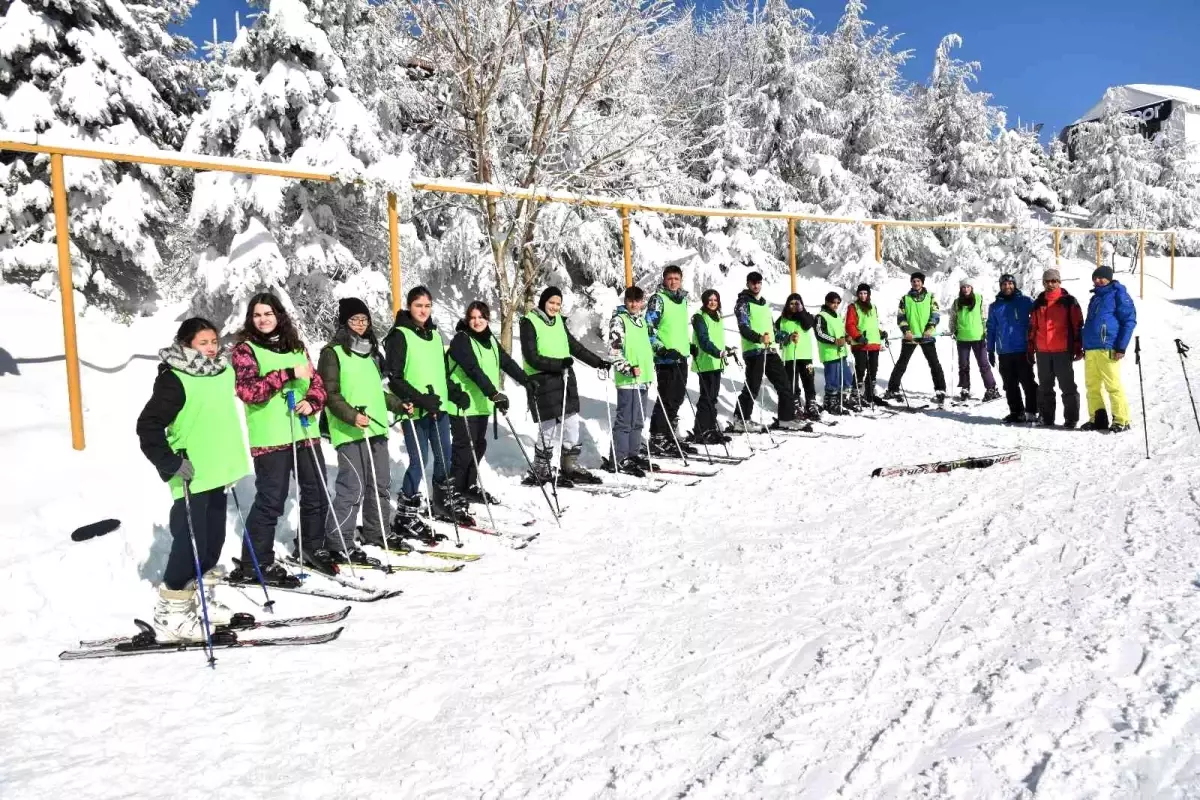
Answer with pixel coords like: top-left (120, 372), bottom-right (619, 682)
top-left (236, 292), bottom-right (306, 353)
top-left (176, 317), bottom-right (219, 348)
top-left (700, 289), bottom-right (721, 317)
top-left (464, 300), bottom-right (491, 322)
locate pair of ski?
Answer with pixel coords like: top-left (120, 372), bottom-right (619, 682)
top-left (58, 606), bottom-right (352, 660)
top-left (871, 450), bottom-right (1019, 478)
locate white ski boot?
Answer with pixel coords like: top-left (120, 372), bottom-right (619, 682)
top-left (152, 586), bottom-right (204, 642)
top-left (199, 566), bottom-right (234, 626)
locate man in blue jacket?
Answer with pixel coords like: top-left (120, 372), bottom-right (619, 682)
top-left (986, 273), bottom-right (1039, 424)
top-left (1080, 266), bottom-right (1137, 432)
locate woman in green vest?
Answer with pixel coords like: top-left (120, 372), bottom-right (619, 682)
top-left (813, 292), bottom-right (859, 415)
top-left (384, 285), bottom-right (470, 524)
top-left (690, 289), bottom-right (734, 444)
top-left (846, 283), bottom-right (886, 406)
top-left (949, 280), bottom-right (1000, 403)
top-left (776, 293), bottom-right (819, 419)
top-left (317, 298), bottom-right (411, 559)
top-left (446, 300), bottom-right (530, 519)
top-left (136, 317), bottom-right (252, 641)
top-left (230, 293), bottom-right (334, 581)
top-left (606, 286), bottom-right (655, 476)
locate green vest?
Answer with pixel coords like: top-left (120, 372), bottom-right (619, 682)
top-left (448, 336), bottom-right (500, 417)
top-left (903, 292), bottom-right (934, 336)
top-left (779, 318), bottom-right (813, 362)
top-left (691, 312), bottom-right (726, 374)
top-left (852, 302), bottom-right (881, 345)
top-left (816, 309), bottom-right (847, 363)
top-left (167, 368), bottom-right (251, 500)
top-left (244, 342), bottom-right (319, 449)
top-left (741, 298), bottom-right (773, 354)
top-left (615, 312), bottom-right (654, 387)
top-left (955, 298), bottom-right (985, 342)
top-left (654, 290), bottom-right (690, 356)
top-left (326, 347), bottom-right (389, 447)
top-left (395, 325), bottom-right (447, 418)
top-left (523, 313), bottom-right (570, 375)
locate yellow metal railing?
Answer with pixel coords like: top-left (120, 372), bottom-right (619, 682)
top-left (0, 132), bottom-right (1180, 450)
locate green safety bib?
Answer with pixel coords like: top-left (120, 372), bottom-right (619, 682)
top-left (326, 347), bottom-right (389, 447)
top-left (955, 298), bottom-right (985, 342)
top-left (741, 300), bottom-right (773, 355)
top-left (448, 336), bottom-right (501, 417)
top-left (816, 309), bottom-right (847, 363)
top-left (691, 313), bottom-right (726, 374)
top-left (243, 342), bottom-right (319, 449)
top-left (654, 290), bottom-right (690, 356)
top-left (615, 313), bottom-right (654, 387)
top-left (852, 302), bottom-right (882, 346)
top-left (523, 313), bottom-right (570, 375)
top-left (779, 318), bottom-right (813, 362)
top-left (395, 326), bottom-right (447, 419)
top-left (903, 293), bottom-right (934, 336)
top-left (167, 367), bottom-right (251, 500)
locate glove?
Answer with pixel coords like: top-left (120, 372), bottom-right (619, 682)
top-left (491, 392), bottom-right (510, 413)
top-left (448, 384), bottom-right (470, 411)
top-left (665, 349), bottom-right (688, 362)
top-left (880, 330), bottom-right (889, 341)
top-left (413, 392), bottom-right (442, 415)
top-left (558, 357), bottom-right (574, 372)
top-left (988, 351), bottom-right (996, 368)
top-left (690, 344), bottom-right (698, 359)
top-left (173, 458), bottom-right (195, 482)
top-left (723, 347), bottom-right (738, 358)
top-left (599, 359), bottom-right (614, 370)
top-left (855, 334), bottom-right (867, 345)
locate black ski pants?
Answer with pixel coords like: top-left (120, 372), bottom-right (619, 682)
top-left (244, 442), bottom-right (329, 565)
top-left (998, 353), bottom-right (1038, 416)
top-left (164, 487), bottom-right (226, 591)
top-left (784, 358), bottom-right (817, 409)
top-left (449, 414), bottom-right (489, 494)
top-left (1036, 352), bottom-right (1080, 425)
top-left (694, 369), bottom-right (722, 433)
top-left (886, 340), bottom-right (947, 393)
top-left (650, 362), bottom-right (687, 436)
top-left (853, 350), bottom-right (880, 400)
top-left (737, 352), bottom-right (795, 421)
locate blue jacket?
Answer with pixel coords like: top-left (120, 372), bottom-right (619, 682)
top-left (986, 290), bottom-right (1034, 355)
top-left (1082, 280), bottom-right (1136, 353)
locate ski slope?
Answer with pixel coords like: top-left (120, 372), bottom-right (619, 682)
top-left (3, 256), bottom-right (1200, 799)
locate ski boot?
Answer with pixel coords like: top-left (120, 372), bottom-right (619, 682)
top-left (982, 386), bottom-right (1001, 402)
top-left (432, 481), bottom-right (475, 526)
top-left (522, 447), bottom-right (570, 487)
top-left (648, 434), bottom-right (675, 458)
top-left (1002, 412), bottom-right (1024, 424)
top-left (805, 401), bottom-right (822, 422)
top-left (1109, 422), bottom-right (1130, 433)
top-left (228, 559), bottom-right (302, 589)
top-left (882, 389), bottom-right (905, 402)
top-left (332, 548), bottom-right (382, 568)
top-left (632, 453), bottom-right (657, 473)
top-left (198, 566), bottom-right (234, 625)
top-left (562, 446), bottom-right (602, 485)
top-left (153, 586), bottom-right (204, 642)
top-left (933, 391), bottom-right (946, 406)
top-left (771, 417), bottom-right (812, 432)
top-left (391, 508), bottom-right (446, 547)
top-left (727, 418), bottom-right (764, 433)
top-left (463, 484), bottom-right (501, 506)
top-left (844, 390), bottom-right (862, 413)
top-left (958, 388), bottom-right (971, 402)
top-left (1080, 409), bottom-right (1110, 432)
top-left (824, 390), bottom-right (847, 416)
top-left (295, 547), bottom-right (340, 576)
top-left (1024, 411), bottom-right (1039, 423)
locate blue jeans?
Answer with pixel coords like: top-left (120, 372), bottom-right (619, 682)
top-left (400, 413), bottom-right (452, 497)
top-left (613, 385), bottom-right (651, 462)
top-left (823, 359), bottom-right (854, 392)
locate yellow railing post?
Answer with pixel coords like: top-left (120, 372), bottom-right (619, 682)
top-left (1139, 231), bottom-right (1146, 300)
top-left (1096, 232), bottom-right (1103, 271)
top-left (1054, 229), bottom-right (1060, 265)
top-left (874, 223), bottom-right (883, 264)
top-left (50, 153), bottom-right (85, 451)
top-left (1171, 232), bottom-right (1176, 289)
top-left (387, 192), bottom-right (401, 317)
top-left (620, 207), bottom-right (633, 287)
top-left (787, 218), bottom-right (797, 294)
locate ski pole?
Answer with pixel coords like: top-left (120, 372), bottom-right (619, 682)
top-left (500, 410), bottom-right (561, 526)
top-left (1175, 339), bottom-right (1200, 434)
top-left (285, 391), bottom-right (308, 577)
top-left (401, 414), bottom-right (440, 529)
top-left (678, 361), bottom-right (715, 464)
top-left (177, 451), bottom-right (216, 667)
top-left (656, 381), bottom-right (690, 466)
top-left (356, 407), bottom-right (394, 574)
top-left (638, 381), bottom-right (656, 476)
top-left (552, 377), bottom-right (569, 500)
top-left (304, 442), bottom-right (359, 580)
top-left (524, 382), bottom-right (563, 519)
top-left (1135, 336), bottom-right (1149, 459)
top-left (884, 339), bottom-right (914, 411)
top-left (459, 411), bottom-right (497, 534)
top-left (756, 347), bottom-right (780, 446)
top-left (601, 367), bottom-right (618, 471)
top-left (729, 356), bottom-right (757, 454)
top-left (229, 487), bottom-right (274, 611)
top-left (426, 386), bottom-right (462, 549)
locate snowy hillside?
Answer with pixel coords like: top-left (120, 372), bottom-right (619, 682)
top-left (4, 256), bottom-right (1200, 798)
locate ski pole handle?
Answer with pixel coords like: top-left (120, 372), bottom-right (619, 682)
top-left (286, 389), bottom-right (310, 429)
top-left (1177, 339), bottom-right (1190, 357)
top-left (1135, 335), bottom-right (1141, 365)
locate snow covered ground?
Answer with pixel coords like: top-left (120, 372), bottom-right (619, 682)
top-left (3, 256), bottom-right (1200, 798)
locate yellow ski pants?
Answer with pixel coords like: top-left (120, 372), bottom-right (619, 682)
top-left (1084, 349), bottom-right (1131, 425)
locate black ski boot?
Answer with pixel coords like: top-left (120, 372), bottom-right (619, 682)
top-left (463, 484), bottom-right (501, 506)
top-left (982, 386), bottom-right (1001, 402)
top-left (958, 388), bottom-right (971, 402)
top-left (562, 446), bottom-right (602, 485)
top-left (229, 559), bottom-right (302, 589)
top-left (824, 390), bottom-right (847, 416)
top-left (1080, 409), bottom-right (1110, 431)
top-left (523, 446), bottom-right (572, 487)
top-left (295, 547), bottom-right (340, 576)
top-left (432, 480), bottom-right (475, 526)
top-left (844, 390), bottom-right (862, 413)
top-left (332, 548), bottom-right (382, 568)
top-left (805, 401), bottom-right (822, 421)
top-left (648, 434), bottom-right (675, 458)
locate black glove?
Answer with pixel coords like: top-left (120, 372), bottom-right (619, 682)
top-left (491, 392), bottom-right (510, 413)
top-left (880, 330), bottom-right (889, 341)
top-left (599, 359), bottom-right (614, 370)
top-left (665, 348), bottom-right (688, 362)
top-left (413, 392), bottom-right (442, 415)
top-left (448, 384), bottom-right (470, 411)
top-left (854, 334), bottom-right (867, 345)
top-left (173, 458), bottom-right (195, 482)
top-left (988, 351), bottom-right (996, 368)
top-left (723, 347), bottom-right (737, 358)
top-left (689, 343), bottom-right (698, 359)
top-left (558, 357), bottom-right (574, 372)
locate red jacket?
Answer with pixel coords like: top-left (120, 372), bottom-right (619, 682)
top-left (845, 302), bottom-right (882, 352)
top-left (1027, 288), bottom-right (1082, 358)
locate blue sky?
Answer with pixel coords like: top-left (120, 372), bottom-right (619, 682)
top-left (181, 0), bottom-right (1200, 140)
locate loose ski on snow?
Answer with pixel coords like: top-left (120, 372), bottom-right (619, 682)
top-left (871, 451), bottom-right (1019, 478)
top-left (78, 606), bottom-right (352, 648)
top-left (60, 626), bottom-right (344, 661)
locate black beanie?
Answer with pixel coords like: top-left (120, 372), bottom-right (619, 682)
top-left (538, 286), bottom-right (563, 311)
top-left (337, 297), bottom-right (371, 326)
top-left (999, 273), bottom-right (1016, 285)
top-left (1093, 265), bottom-right (1115, 282)
top-left (824, 291), bottom-right (841, 304)
top-left (910, 271), bottom-right (926, 283)
top-left (855, 283), bottom-right (871, 295)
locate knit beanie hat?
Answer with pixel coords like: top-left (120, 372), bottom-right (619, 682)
top-left (855, 283), bottom-right (871, 295)
top-left (999, 273), bottom-right (1016, 285)
top-left (1092, 265), bottom-right (1115, 282)
top-left (959, 279), bottom-right (973, 290)
top-left (538, 286), bottom-right (563, 311)
top-left (1042, 268), bottom-right (1062, 282)
top-left (337, 297), bottom-right (371, 326)
top-left (910, 271), bottom-right (926, 282)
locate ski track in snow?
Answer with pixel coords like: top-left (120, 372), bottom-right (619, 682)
top-left (3, 258), bottom-right (1200, 799)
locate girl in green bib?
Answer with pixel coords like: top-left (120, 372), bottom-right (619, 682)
top-left (949, 280), bottom-right (1000, 403)
top-left (690, 289), bottom-right (735, 444)
top-left (230, 293), bottom-right (335, 581)
top-left (317, 297), bottom-right (412, 559)
top-left (776, 293), bottom-right (818, 419)
top-left (136, 317), bottom-right (251, 641)
top-left (446, 301), bottom-right (531, 519)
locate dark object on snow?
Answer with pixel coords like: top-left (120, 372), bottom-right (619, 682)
top-left (871, 451), bottom-right (1019, 478)
top-left (70, 519), bottom-right (121, 542)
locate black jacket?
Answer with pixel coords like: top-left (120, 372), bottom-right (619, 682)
top-left (382, 310), bottom-right (469, 411)
top-left (519, 309), bottom-right (606, 420)
top-left (136, 363), bottom-right (189, 482)
top-left (446, 320), bottom-right (528, 404)
top-left (318, 326), bottom-right (410, 429)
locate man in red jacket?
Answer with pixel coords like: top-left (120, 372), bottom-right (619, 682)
top-left (1027, 268), bottom-right (1083, 428)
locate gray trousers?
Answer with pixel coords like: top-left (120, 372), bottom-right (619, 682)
top-left (536, 412), bottom-right (580, 453)
top-left (613, 385), bottom-right (652, 462)
top-left (328, 435), bottom-right (392, 548)
top-left (1036, 352), bottom-right (1080, 425)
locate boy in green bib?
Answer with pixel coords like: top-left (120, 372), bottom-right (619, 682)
top-left (884, 271), bottom-right (948, 405)
top-left (814, 292), bottom-right (859, 414)
top-left (137, 317), bottom-right (251, 641)
top-left (605, 286), bottom-right (655, 477)
top-left (318, 297), bottom-right (412, 558)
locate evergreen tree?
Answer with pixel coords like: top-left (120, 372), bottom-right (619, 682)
top-left (1071, 108), bottom-right (1162, 237)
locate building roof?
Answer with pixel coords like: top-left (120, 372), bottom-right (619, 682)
top-left (1075, 84), bottom-right (1200, 124)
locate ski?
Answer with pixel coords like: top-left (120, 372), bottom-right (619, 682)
top-left (562, 483), bottom-right (634, 498)
top-left (656, 451), bottom-right (747, 465)
top-left (649, 466), bottom-right (721, 478)
top-left (78, 606), bottom-right (352, 648)
top-left (223, 577), bottom-right (403, 603)
top-left (60, 627), bottom-right (344, 661)
top-left (871, 450), bottom-right (1019, 478)
top-left (352, 559), bottom-right (464, 573)
top-left (416, 549), bottom-right (482, 562)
